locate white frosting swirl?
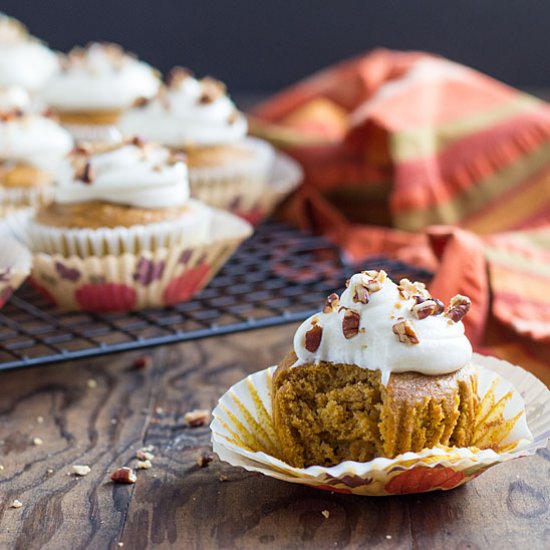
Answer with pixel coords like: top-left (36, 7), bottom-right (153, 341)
top-left (55, 142), bottom-right (189, 208)
top-left (42, 43), bottom-right (160, 112)
top-left (0, 14), bottom-right (58, 92)
top-left (294, 272), bottom-right (472, 385)
top-left (0, 85), bottom-right (30, 112)
top-left (0, 114), bottom-right (73, 170)
top-left (119, 72), bottom-right (247, 147)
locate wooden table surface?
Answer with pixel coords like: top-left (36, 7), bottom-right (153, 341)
top-left (1, 323), bottom-right (549, 550)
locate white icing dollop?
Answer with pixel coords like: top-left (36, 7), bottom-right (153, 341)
top-left (293, 271), bottom-right (473, 385)
top-left (119, 70), bottom-right (247, 147)
top-left (42, 43), bottom-right (160, 112)
top-left (0, 14), bottom-right (59, 92)
top-left (0, 113), bottom-right (73, 171)
top-left (0, 85), bottom-right (30, 112)
top-left (55, 141), bottom-right (189, 208)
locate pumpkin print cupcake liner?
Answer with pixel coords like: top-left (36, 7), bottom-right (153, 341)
top-left (15, 208), bottom-right (251, 312)
top-left (211, 353), bottom-right (550, 496)
top-left (188, 137), bottom-right (276, 217)
top-left (0, 232), bottom-right (32, 309)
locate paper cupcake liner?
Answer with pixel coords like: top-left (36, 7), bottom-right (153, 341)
top-left (0, 233), bottom-right (32, 309)
top-left (62, 123), bottom-right (123, 145)
top-left (211, 353), bottom-right (550, 496)
top-left (0, 184), bottom-right (55, 216)
top-left (28, 209), bottom-right (252, 311)
top-left (188, 137), bottom-right (275, 214)
top-left (23, 199), bottom-right (212, 257)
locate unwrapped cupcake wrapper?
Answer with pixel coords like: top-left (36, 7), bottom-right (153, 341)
top-left (24, 199), bottom-right (212, 257)
top-left (211, 353), bottom-right (550, 496)
top-left (0, 233), bottom-right (32, 309)
top-left (28, 209), bottom-right (252, 311)
top-left (189, 137), bottom-right (275, 214)
top-left (0, 185), bottom-right (55, 216)
top-left (62, 122), bottom-right (123, 145)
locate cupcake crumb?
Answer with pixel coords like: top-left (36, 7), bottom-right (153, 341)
top-left (72, 465), bottom-right (91, 476)
top-left (321, 510), bottom-right (330, 519)
top-left (87, 378), bottom-right (97, 389)
top-left (184, 409), bottom-right (211, 427)
top-left (10, 499), bottom-right (23, 509)
top-left (32, 437), bottom-right (43, 446)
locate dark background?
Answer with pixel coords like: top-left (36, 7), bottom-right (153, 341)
top-left (3, 1), bottom-right (548, 95)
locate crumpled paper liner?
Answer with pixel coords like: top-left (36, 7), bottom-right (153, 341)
top-left (27, 209), bottom-right (252, 311)
top-left (25, 199), bottom-right (212, 256)
top-left (0, 233), bottom-right (32, 309)
top-left (211, 354), bottom-right (549, 496)
top-left (188, 137), bottom-right (276, 220)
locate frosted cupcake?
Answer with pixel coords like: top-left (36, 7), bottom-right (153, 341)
top-left (0, 89), bottom-right (73, 214)
top-left (119, 67), bottom-right (274, 215)
top-left (272, 271), bottom-right (519, 468)
top-left (25, 138), bottom-right (252, 311)
top-left (0, 13), bottom-right (58, 93)
top-left (42, 43), bottom-right (160, 143)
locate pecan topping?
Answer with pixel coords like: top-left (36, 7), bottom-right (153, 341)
top-left (446, 295), bottom-right (471, 322)
top-left (76, 161), bottom-right (94, 184)
top-left (196, 451), bottom-right (215, 468)
top-left (411, 298), bottom-right (444, 320)
top-left (398, 278), bottom-right (430, 300)
top-left (352, 283), bottom-right (369, 304)
top-left (199, 77), bottom-right (226, 104)
top-left (392, 320), bottom-right (420, 345)
top-left (133, 355), bottom-right (152, 369)
top-left (342, 309), bottom-right (361, 339)
top-left (361, 270), bottom-right (387, 293)
top-left (167, 66), bottom-right (193, 87)
top-left (168, 151), bottom-right (187, 165)
top-left (305, 324), bottom-right (323, 352)
top-left (322, 293), bottom-right (339, 313)
top-left (227, 110), bottom-right (239, 124)
top-left (132, 96), bottom-right (150, 108)
top-left (129, 136), bottom-right (146, 147)
top-left (110, 467), bottom-right (137, 484)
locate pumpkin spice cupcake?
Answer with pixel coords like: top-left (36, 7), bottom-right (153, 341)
top-left (271, 271), bottom-right (519, 468)
top-left (0, 13), bottom-right (58, 94)
top-left (0, 89), bottom-right (73, 215)
top-left (119, 67), bottom-right (274, 216)
top-left (42, 42), bottom-right (160, 143)
top-left (25, 138), bottom-right (251, 311)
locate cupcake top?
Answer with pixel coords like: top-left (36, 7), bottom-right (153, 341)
top-left (42, 43), bottom-right (161, 112)
top-left (0, 110), bottom-right (73, 171)
top-left (54, 139), bottom-right (189, 208)
top-left (293, 270), bottom-right (473, 384)
top-left (0, 13), bottom-right (59, 92)
top-left (119, 67), bottom-right (247, 148)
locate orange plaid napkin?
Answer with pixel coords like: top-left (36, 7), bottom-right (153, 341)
top-left (251, 50), bottom-right (550, 386)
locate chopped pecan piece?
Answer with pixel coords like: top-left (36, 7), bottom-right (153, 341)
top-left (133, 96), bottom-right (150, 108)
top-left (411, 298), bottom-right (444, 320)
top-left (167, 66), bottom-right (193, 87)
top-left (392, 320), bottom-right (420, 345)
top-left (196, 451), bottom-right (215, 468)
top-left (110, 467), bottom-right (137, 484)
top-left (76, 161), bottom-right (94, 184)
top-left (398, 278), bottom-right (430, 301)
top-left (342, 309), bottom-right (361, 339)
top-left (446, 295), bottom-right (471, 322)
top-left (352, 283), bottom-right (370, 304)
top-left (305, 324), bottom-right (323, 352)
top-left (133, 355), bottom-right (152, 370)
top-left (322, 293), bottom-right (339, 313)
top-left (361, 270), bottom-right (387, 293)
top-left (199, 77), bottom-right (226, 104)
top-left (129, 136), bottom-right (146, 147)
top-left (184, 409), bottom-right (211, 427)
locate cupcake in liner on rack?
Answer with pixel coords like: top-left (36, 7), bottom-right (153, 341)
top-left (42, 42), bottom-right (161, 144)
top-left (119, 67), bottom-right (276, 220)
top-left (0, 90), bottom-right (73, 215)
top-left (212, 270), bottom-right (550, 496)
top-left (0, 232), bottom-right (31, 309)
top-left (0, 13), bottom-right (58, 94)
top-left (22, 138), bottom-right (252, 311)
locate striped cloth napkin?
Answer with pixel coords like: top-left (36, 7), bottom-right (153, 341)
top-left (251, 50), bottom-right (550, 385)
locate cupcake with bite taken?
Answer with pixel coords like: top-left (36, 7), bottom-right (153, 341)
top-left (42, 42), bottom-right (160, 143)
top-left (119, 67), bottom-right (274, 218)
top-left (271, 270), bottom-right (519, 468)
top-left (0, 13), bottom-right (58, 94)
top-left (0, 87), bottom-right (73, 215)
top-left (25, 138), bottom-right (251, 311)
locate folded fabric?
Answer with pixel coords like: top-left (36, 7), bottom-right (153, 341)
top-left (250, 50), bottom-right (550, 386)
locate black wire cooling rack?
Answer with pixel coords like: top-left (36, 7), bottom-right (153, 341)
top-left (0, 223), bottom-right (432, 372)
